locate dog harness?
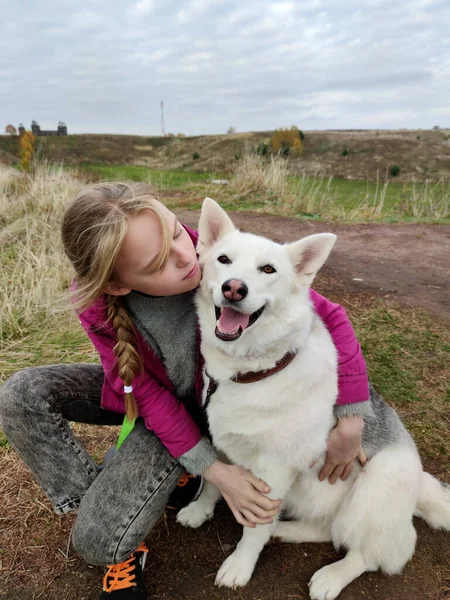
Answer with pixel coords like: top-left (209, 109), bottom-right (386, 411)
top-left (204, 349), bottom-right (298, 410)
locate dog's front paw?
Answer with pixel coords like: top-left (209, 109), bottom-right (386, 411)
top-left (215, 551), bottom-right (254, 588)
top-left (308, 563), bottom-right (345, 600)
top-left (176, 501), bottom-right (213, 529)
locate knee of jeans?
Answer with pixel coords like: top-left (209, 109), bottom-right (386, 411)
top-left (0, 370), bottom-right (28, 419)
top-left (0, 368), bottom-right (37, 421)
top-left (72, 515), bottom-right (112, 566)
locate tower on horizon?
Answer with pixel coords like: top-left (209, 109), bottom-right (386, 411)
top-left (160, 100), bottom-right (165, 136)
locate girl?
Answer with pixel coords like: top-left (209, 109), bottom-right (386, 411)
top-left (0, 183), bottom-right (372, 599)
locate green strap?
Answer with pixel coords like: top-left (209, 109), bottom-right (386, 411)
top-left (116, 416), bottom-right (136, 451)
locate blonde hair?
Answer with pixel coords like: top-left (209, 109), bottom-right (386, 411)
top-left (61, 182), bottom-right (171, 421)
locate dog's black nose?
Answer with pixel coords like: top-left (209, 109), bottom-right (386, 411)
top-left (222, 279), bottom-right (248, 302)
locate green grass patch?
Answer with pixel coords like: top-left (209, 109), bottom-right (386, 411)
top-left (345, 297), bottom-right (450, 469)
top-left (0, 431), bottom-right (10, 449)
top-left (80, 164), bottom-right (223, 188)
top-left (67, 164), bottom-right (450, 222)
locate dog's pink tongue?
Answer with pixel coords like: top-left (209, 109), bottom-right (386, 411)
top-left (218, 308), bottom-right (250, 333)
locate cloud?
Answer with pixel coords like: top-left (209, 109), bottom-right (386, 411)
top-left (0, 0), bottom-right (449, 134)
top-left (129, 0), bottom-right (154, 17)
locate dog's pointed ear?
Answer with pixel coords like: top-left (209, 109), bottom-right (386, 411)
top-left (287, 234), bottom-right (337, 283)
top-left (198, 197), bottom-right (236, 253)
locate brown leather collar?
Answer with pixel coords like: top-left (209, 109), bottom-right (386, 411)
top-left (230, 350), bottom-right (298, 384)
top-left (204, 349), bottom-right (298, 409)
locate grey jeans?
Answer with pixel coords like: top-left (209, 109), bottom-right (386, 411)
top-left (0, 364), bottom-right (184, 566)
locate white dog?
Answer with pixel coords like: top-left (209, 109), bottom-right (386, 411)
top-left (177, 198), bottom-right (450, 600)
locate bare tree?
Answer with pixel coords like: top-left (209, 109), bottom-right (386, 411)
top-left (5, 124), bottom-right (17, 135)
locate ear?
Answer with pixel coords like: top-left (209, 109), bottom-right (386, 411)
top-left (286, 234), bottom-right (337, 283)
top-left (103, 281), bottom-right (131, 296)
top-left (197, 197), bottom-right (236, 253)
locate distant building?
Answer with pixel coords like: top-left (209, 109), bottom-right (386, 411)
top-left (25, 121), bottom-right (68, 136)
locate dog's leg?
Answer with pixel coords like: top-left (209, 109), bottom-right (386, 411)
top-left (331, 443), bottom-right (420, 576)
top-left (215, 464), bottom-right (295, 588)
top-left (215, 517), bottom-right (277, 588)
top-left (176, 480), bottom-right (221, 528)
top-left (309, 550), bottom-right (369, 600)
top-left (308, 443), bottom-right (421, 599)
top-left (273, 520), bottom-right (332, 543)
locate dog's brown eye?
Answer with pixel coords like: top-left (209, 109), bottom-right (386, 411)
top-left (261, 265), bottom-right (276, 274)
top-left (218, 255), bottom-right (231, 264)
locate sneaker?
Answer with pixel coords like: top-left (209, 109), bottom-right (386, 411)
top-left (166, 472), bottom-right (204, 510)
top-left (100, 542), bottom-right (148, 599)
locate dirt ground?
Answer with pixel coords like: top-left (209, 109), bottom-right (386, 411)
top-left (1, 214), bottom-right (449, 600)
top-left (178, 210), bottom-right (450, 319)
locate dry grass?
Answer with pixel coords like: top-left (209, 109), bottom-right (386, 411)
top-left (230, 148), bottom-right (450, 221)
top-left (0, 162), bottom-right (84, 342)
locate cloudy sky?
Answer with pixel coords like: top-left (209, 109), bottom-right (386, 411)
top-left (1, 0), bottom-right (449, 135)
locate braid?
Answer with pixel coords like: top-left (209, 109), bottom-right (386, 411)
top-left (106, 295), bottom-right (143, 421)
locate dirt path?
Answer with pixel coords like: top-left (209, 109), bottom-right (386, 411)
top-left (178, 210), bottom-right (450, 319)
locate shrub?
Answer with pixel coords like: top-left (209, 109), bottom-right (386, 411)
top-left (342, 149), bottom-right (349, 156)
top-left (270, 127), bottom-right (303, 157)
top-left (256, 142), bottom-right (270, 156)
top-left (19, 130), bottom-right (35, 171)
top-left (390, 165), bottom-right (400, 177)
top-left (290, 125), bottom-right (305, 140)
top-left (192, 151), bottom-right (200, 160)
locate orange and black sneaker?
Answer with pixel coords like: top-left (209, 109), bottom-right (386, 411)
top-left (166, 472), bottom-right (204, 510)
top-left (100, 542), bottom-right (148, 599)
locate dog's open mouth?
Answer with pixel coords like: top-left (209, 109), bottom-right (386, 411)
top-left (214, 305), bottom-right (265, 341)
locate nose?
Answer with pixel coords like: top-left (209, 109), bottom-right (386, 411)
top-left (174, 246), bottom-right (191, 268)
top-left (222, 279), bottom-right (248, 302)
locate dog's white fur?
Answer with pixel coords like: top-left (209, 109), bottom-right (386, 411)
top-left (177, 198), bottom-right (450, 600)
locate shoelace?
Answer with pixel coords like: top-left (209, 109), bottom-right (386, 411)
top-left (177, 472), bottom-right (195, 487)
top-left (103, 542), bottom-right (148, 593)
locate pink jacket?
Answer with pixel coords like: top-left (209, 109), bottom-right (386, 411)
top-left (78, 226), bottom-right (369, 458)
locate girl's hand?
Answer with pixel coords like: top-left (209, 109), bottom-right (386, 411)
top-left (316, 415), bottom-right (367, 484)
top-left (203, 461), bottom-right (282, 527)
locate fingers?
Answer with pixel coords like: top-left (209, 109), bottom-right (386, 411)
top-left (241, 508), bottom-right (273, 526)
top-left (246, 473), bottom-right (271, 494)
top-left (329, 464), bottom-right (346, 485)
top-left (232, 508), bottom-right (255, 528)
top-left (340, 461), bottom-right (354, 481)
top-left (251, 492), bottom-right (282, 512)
top-left (318, 460), bottom-right (336, 482)
top-left (247, 502), bottom-right (280, 520)
top-left (357, 449), bottom-right (367, 466)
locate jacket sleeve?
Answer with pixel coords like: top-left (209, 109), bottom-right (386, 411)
top-left (79, 314), bottom-right (203, 458)
top-left (309, 289), bottom-right (373, 418)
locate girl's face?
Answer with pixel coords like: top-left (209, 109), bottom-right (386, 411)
top-left (106, 202), bottom-right (201, 297)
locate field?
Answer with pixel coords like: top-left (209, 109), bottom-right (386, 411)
top-left (2, 127), bottom-right (450, 183)
top-left (0, 139), bottom-right (449, 599)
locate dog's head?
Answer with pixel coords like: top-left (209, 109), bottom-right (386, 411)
top-left (197, 197), bottom-right (336, 344)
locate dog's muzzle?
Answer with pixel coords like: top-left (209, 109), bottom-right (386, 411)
top-left (214, 305), bottom-right (265, 341)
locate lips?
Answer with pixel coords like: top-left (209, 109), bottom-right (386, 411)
top-left (214, 305), bottom-right (265, 341)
